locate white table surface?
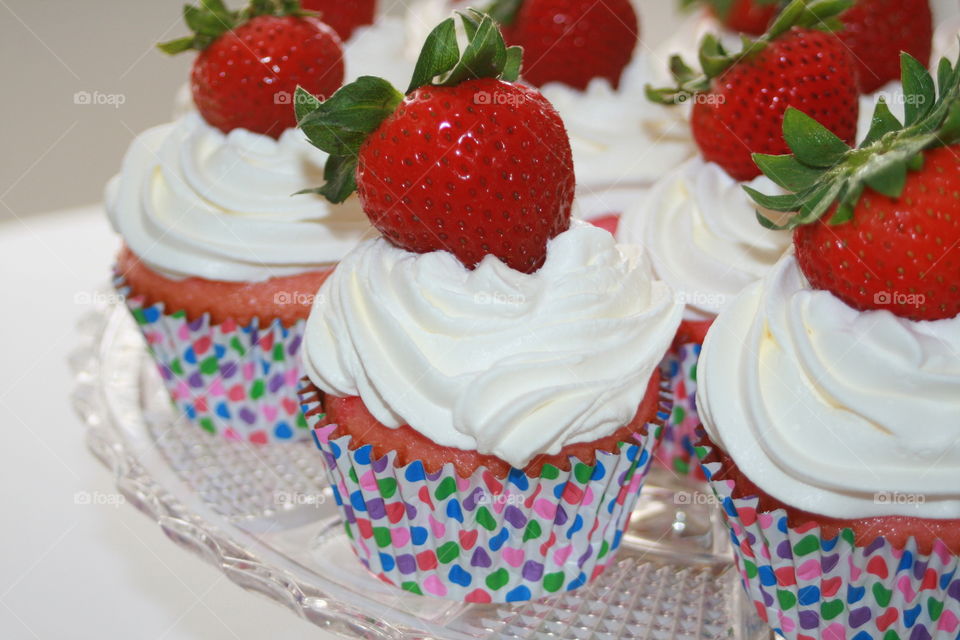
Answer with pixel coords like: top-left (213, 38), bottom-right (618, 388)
top-left (0, 207), bottom-right (339, 639)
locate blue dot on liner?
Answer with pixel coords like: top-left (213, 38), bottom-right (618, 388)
top-left (612, 530), bottom-right (622, 551)
top-left (215, 402), bottom-right (231, 419)
top-left (566, 515), bottom-right (584, 539)
top-left (777, 517), bottom-right (789, 533)
top-left (506, 585), bottom-right (531, 602)
top-left (274, 422), bottom-right (293, 440)
top-left (797, 586), bottom-right (820, 606)
top-left (448, 565), bottom-right (472, 587)
top-left (330, 485), bottom-right (343, 506)
top-left (410, 526), bottom-right (428, 545)
top-left (940, 569), bottom-right (956, 590)
top-left (897, 550), bottom-right (914, 574)
top-left (904, 604), bottom-right (922, 628)
top-left (490, 528), bottom-right (509, 551)
top-left (637, 449), bottom-right (649, 466)
top-left (185, 405), bottom-right (196, 419)
top-left (329, 441), bottom-right (341, 459)
top-left (183, 347), bottom-right (197, 364)
top-left (378, 553), bottom-right (395, 572)
top-left (507, 468), bottom-right (529, 491)
top-left (566, 573), bottom-right (587, 591)
top-left (846, 584), bottom-right (865, 604)
top-left (553, 483), bottom-right (565, 500)
top-left (405, 461), bottom-right (426, 483)
top-left (354, 445), bottom-right (372, 465)
top-left (350, 491), bottom-right (367, 512)
top-left (446, 499), bottom-right (463, 523)
top-left (590, 462), bottom-right (606, 481)
top-left (667, 359), bottom-right (680, 377)
top-left (692, 343), bottom-right (702, 356)
top-left (757, 566), bottom-right (776, 587)
top-left (214, 344), bottom-right (226, 358)
top-left (723, 497), bottom-right (737, 518)
top-left (142, 307), bottom-right (161, 323)
top-left (851, 631), bottom-right (872, 640)
top-left (821, 534), bottom-right (839, 552)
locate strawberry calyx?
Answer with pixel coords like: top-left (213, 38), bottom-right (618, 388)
top-left (484, 0), bottom-right (524, 26)
top-left (646, 0), bottom-right (851, 105)
top-left (158, 0), bottom-right (315, 54)
top-left (296, 10), bottom-right (523, 203)
top-left (746, 50), bottom-right (960, 230)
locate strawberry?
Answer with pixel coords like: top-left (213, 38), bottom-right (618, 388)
top-left (686, 0), bottom-right (786, 36)
top-left (487, 0), bottom-right (639, 90)
top-left (746, 50), bottom-right (960, 321)
top-left (159, 0), bottom-right (344, 138)
top-left (837, 0), bottom-right (933, 94)
top-left (296, 11), bottom-right (575, 273)
top-left (300, 0), bottom-right (376, 40)
top-left (648, 0), bottom-right (860, 182)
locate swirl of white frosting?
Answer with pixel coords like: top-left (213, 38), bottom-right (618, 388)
top-left (699, 253), bottom-right (960, 519)
top-left (617, 157), bottom-right (790, 319)
top-left (303, 223), bottom-right (684, 468)
top-left (106, 112), bottom-right (370, 282)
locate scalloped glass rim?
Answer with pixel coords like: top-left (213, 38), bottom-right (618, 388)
top-left (69, 301), bottom-right (771, 640)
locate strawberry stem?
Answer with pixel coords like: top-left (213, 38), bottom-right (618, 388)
top-left (746, 50), bottom-right (960, 230)
top-left (158, 0), bottom-right (314, 54)
top-left (646, 0), bottom-right (852, 105)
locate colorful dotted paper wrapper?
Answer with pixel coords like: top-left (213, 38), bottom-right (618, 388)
top-left (115, 273), bottom-right (311, 444)
top-left (697, 440), bottom-right (960, 640)
top-left (300, 380), bottom-right (671, 603)
top-left (657, 342), bottom-right (706, 480)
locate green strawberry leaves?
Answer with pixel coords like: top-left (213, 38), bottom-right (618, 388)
top-left (297, 10), bottom-right (524, 203)
top-left (484, 0), bottom-right (524, 27)
top-left (158, 0), bottom-right (311, 54)
top-left (646, 0), bottom-right (852, 105)
top-left (746, 50), bottom-right (960, 229)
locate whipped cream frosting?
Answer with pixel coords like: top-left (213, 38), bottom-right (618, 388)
top-left (617, 157), bottom-right (790, 319)
top-left (699, 253), bottom-right (960, 519)
top-left (303, 223), bottom-right (684, 468)
top-left (932, 12), bottom-right (960, 70)
top-left (106, 112), bottom-right (370, 282)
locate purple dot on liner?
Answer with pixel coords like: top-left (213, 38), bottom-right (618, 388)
top-left (404, 503), bottom-right (418, 519)
top-left (848, 607), bottom-right (872, 629)
top-left (366, 498), bottom-right (386, 520)
top-left (239, 408), bottom-right (257, 425)
top-left (268, 373), bottom-right (285, 393)
top-left (504, 505), bottom-right (527, 529)
top-left (249, 330), bottom-right (259, 346)
top-left (372, 456), bottom-right (389, 473)
top-left (187, 372), bottom-right (204, 388)
top-left (470, 547), bottom-right (492, 568)
top-left (577, 547), bottom-right (592, 568)
top-left (396, 554), bottom-right (417, 575)
top-left (189, 318), bottom-right (204, 331)
top-left (776, 540), bottom-right (793, 560)
top-left (342, 505), bottom-right (356, 524)
top-left (323, 452), bottom-right (337, 468)
top-left (554, 506), bottom-right (568, 526)
top-left (288, 335), bottom-right (302, 355)
top-left (221, 362), bottom-right (237, 379)
top-left (159, 365), bottom-right (172, 381)
top-left (762, 590), bottom-right (774, 607)
top-left (426, 469), bottom-right (444, 482)
top-left (463, 488), bottom-right (484, 512)
top-left (522, 561), bottom-right (544, 581)
top-left (865, 538), bottom-right (885, 556)
top-left (948, 580), bottom-right (960, 602)
top-left (909, 626), bottom-right (933, 640)
top-left (913, 561), bottom-right (928, 580)
top-left (822, 553), bottom-right (839, 573)
top-left (798, 610), bottom-right (820, 630)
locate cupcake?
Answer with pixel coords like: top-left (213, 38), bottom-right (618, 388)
top-left (628, 0), bottom-right (860, 476)
top-left (697, 53), bottom-right (960, 639)
top-left (296, 12), bottom-right (683, 601)
top-left (108, 0), bottom-right (367, 443)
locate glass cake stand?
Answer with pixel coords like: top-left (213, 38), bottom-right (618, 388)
top-left (69, 301), bottom-right (772, 640)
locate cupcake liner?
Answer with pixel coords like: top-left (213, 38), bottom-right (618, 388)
top-left (115, 273), bottom-right (310, 443)
top-left (300, 380), bottom-right (671, 603)
top-left (656, 342), bottom-right (706, 480)
top-left (697, 440), bottom-right (960, 640)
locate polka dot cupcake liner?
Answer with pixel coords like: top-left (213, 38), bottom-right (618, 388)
top-left (656, 342), bottom-right (706, 480)
top-left (697, 441), bottom-right (960, 640)
top-left (299, 380), bottom-right (671, 603)
top-left (115, 274), bottom-right (311, 444)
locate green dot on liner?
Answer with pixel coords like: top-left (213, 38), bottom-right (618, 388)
top-left (373, 527), bottom-right (391, 548)
top-left (522, 520), bottom-right (542, 542)
top-left (199, 356), bottom-right (218, 375)
top-left (434, 476), bottom-right (457, 500)
top-left (250, 379), bottom-right (265, 399)
top-left (296, 413), bottom-right (308, 429)
top-left (437, 541), bottom-right (460, 563)
top-left (539, 464), bottom-right (560, 480)
top-left (475, 506), bottom-right (497, 531)
top-left (542, 571), bottom-right (564, 593)
top-left (672, 406), bottom-right (686, 423)
top-left (690, 363), bottom-right (698, 382)
top-left (401, 582), bottom-right (423, 596)
top-left (776, 589), bottom-right (797, 610)
top-left (272, 343), bottom-right (284, 362)
top-left (485, 568), bottom-right (509, 590)
top-left (198, 417), bottom-right (216, 434)
top-left (378, 477), bottom-right (398, 499)
top-left (792, 534), bottom-right (820, 556)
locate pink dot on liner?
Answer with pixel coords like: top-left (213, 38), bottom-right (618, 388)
top-left (797, 559), bottom-right (821, 581)
top-left (553, 545), bottom-right (573, 565)
top-left (429, 514), bottom-right (446, 538)
top-left (359, 470), bottom-right (377, 492)
top-left (423, 575), bottom-right (448, 597)
top-left (177, 325), bottom-right (190, 341)
top-left (938, 610), bottom-right (959, 633)
top-left (534, 499), bottom-right (557, 520)
top-left (391, 528), bottom-right (410, 547)
top-left (777, 612), bottom-right (795, 633)
top-left (313, 423), bottom-right (337, 444)
top-left (822, 623), bottom-right (847, 640)
top-left (896, 575), bottom-right (916, 601)
top-left (502, 547), bottom-right (525, 568)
